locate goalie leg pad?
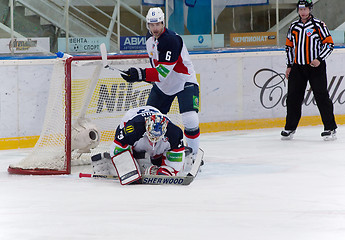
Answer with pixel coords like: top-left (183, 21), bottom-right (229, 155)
top-left (183, 153), bottom-right (194, 173)
top-left (112, 150), bottom-right (141, 185)
top-left (137, 157), bottom-right (151, 174)
top-left (91, 152), bottom-right (117, 176)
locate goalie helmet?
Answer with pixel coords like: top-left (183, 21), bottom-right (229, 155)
top-left (146, 7), bottom-right (165, 30)
top-left (145, 114), bottom-right (168, 144)
top-left (297, 0), bottom-right (313, 9)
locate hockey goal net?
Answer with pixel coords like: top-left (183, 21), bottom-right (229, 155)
top-left (8, 55), bottom-right (183, 175)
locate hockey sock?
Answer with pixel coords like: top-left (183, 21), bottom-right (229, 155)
top-left (184, 128), bottom-right (200, 155)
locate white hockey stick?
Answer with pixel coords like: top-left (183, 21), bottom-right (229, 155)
top-left (99, 43), bottom-right (128, 75)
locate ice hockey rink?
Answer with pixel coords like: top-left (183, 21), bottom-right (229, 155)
top-left (1, 125), bottom-right (345, 240)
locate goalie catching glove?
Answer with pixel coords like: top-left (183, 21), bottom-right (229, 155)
top-left (121, 67), bottom-right (146, 83)
top-left (145, 165), bottom-right (177, 176)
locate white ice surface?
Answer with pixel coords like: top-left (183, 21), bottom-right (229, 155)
top-left (1, 126), bottom-right (345, 240)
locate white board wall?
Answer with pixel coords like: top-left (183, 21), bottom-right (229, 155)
top-left (1, 49), bottom-right (345, 139)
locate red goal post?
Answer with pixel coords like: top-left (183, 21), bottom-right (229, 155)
top-left (8, 54), bottom-right (182, 175)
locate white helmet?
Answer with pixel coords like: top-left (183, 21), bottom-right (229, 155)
top-left (146, 7), bottom-right (165, 30)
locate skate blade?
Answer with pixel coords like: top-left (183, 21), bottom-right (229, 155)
top-left (281, 135), bottom-right (294, 140)
top-left (323, 135), bottom-right (337, 141)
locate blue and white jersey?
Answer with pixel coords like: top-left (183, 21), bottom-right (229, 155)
top-left (111, 106), bottom-right (185, 170)
top-left (145, 28), bottom-right (198, 95)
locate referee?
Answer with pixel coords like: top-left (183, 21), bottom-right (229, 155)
top-left (281, 0), bottom-right (337, 141)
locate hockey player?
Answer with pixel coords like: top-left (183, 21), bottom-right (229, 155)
top-left (120, 7), bottom-right (200, 159)
top-left (91, 106), bottom-right (185, 185)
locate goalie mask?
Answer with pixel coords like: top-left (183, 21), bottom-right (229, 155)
top-left (145, 114), bottom-right (168, 145)
top-left (146, 7), bottom-right (165, 30)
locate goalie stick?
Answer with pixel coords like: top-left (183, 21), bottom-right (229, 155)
top-left (99, 43), bottom-right (128, 75)
top-left (79, 148), bottom-right (204, 185)
top-left (79, 173), bottom-right (194, 185)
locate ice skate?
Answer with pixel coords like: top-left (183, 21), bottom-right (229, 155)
top-left (321, 130), bottom-right (336, 141)
top-left (281, 130), bottom-right (295, 140)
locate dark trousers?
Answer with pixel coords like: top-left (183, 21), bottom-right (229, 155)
top-left (285, 61), bottom-right (337, 131)
top-left (146, 82), bottom-right (200, 114)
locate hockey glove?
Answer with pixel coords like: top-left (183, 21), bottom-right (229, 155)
top-left (145, 165), bottom-right (177, 176)
top-left (121, 67), bottom-right (146, 83)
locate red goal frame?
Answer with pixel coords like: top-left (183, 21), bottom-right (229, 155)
top-left (8, 54), bottom-right (148, 175)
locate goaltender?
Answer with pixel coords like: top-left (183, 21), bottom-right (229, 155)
top-left (91, 106), bottom-right (186, 185)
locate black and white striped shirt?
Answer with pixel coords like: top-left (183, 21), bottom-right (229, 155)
top-left (285, 15), bottom-right (334, 66)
